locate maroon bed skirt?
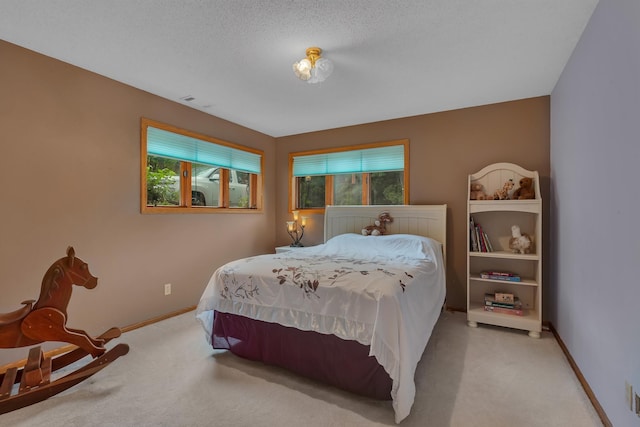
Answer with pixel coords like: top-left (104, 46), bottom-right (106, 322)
top-left (212, 311), bottom-right (392, 400)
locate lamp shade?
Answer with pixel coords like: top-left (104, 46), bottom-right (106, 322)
top-left (293, 47), bottom-right (332, 84)
top-left (292, 58), bottom-right (312, 80)
top-left (308, 57), bottom-right (333, 83)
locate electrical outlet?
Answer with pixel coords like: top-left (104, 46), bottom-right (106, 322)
top-left (635, 393), bottom-right (640, 417)
top-left (626, 381), bottom-right (633, 411)
top-left (164, 283), bottom-right (171, 296)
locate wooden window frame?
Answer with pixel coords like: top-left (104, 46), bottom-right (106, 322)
top-left (288, 139), bottom-right (409, 214)
top-left (141, 118), bottom-right (263, 214)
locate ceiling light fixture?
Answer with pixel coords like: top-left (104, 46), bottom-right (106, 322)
top-left (292, 47), bottom-right (333, 84)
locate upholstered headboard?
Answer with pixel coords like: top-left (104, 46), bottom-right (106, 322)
top-left (324, 205), bottom-right (447, 259)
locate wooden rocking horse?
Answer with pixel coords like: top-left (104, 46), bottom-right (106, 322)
top-left (0, 247), bottom-right (129, 414)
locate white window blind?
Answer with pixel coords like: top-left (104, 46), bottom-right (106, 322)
top-left (146, 126), bottom-right (261, 174)
top-left (292, 145), bottom-right (404, 177)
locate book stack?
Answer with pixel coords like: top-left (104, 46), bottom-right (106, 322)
top-left (469, 216), bottom-right (493, 252)
top-left (479, 271), bottom-right (521, 282)
top-left (484, 292), bottom-right (523, 316)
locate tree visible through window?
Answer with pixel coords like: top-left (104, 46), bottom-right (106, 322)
top-left (297, 175), bottom-right (326, 209)
top-left (370, 171), bottom-right (404, 204)
top-left (333, 174), bottom-right (362, 205)
top-left (146, 156), bottom-right (180, 206)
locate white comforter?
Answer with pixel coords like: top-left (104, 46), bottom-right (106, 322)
top-left (196, 233), bottom-right (446, 423)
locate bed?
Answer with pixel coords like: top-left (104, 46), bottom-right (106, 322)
top-left (196, 205), bottom-right (447, 423)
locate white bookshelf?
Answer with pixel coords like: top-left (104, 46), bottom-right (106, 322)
top-left (466, 163), bottom-right (542, 338)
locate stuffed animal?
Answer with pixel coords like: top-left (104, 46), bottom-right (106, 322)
top-left (493, 179), bottom-right (515, 200)
top-left (508, 225), bottom-right (532, 254)
top-left (361, 212), bottom-right (394, 236)
top-left (470, 183), bottom-right (489, 200)
top-left (512, 177), bottom-right (535, 200)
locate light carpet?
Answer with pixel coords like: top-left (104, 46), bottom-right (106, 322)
top-left (0, 310), bottom-right (602, 427)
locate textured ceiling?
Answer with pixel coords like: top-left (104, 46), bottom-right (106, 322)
top-left (0, 0), bottom-right (598, 137)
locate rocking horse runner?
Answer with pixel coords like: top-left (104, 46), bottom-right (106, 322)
top-left (0, 247), bottom-right (129, 414)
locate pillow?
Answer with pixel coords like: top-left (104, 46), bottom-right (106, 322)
top-left (323, 233), bottom-right (440, 260)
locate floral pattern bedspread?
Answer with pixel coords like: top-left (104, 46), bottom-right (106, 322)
top-left (196, 245), bottom-right (446, 423)
top-left (220, 253), bottom-right (411, 301)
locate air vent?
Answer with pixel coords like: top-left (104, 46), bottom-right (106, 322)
top-left (180, 96), bottom-right (212, 110)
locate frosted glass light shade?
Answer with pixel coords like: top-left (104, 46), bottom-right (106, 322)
top-left (307, 57), bottom-right (334, 84)
top-left (292, 58), bottom-right (312, 81)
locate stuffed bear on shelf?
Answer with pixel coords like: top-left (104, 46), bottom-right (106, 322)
top-left (512, 177), bottom-right (535, 200)
top-left (470, 183), bottom-right (489, 200)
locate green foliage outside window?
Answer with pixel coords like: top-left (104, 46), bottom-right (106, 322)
top-left (296, 171), bottom-right (404, 208)
top-left (297, 176), bottom-right (326, 208)
top-left (334, 174), bottom-right (362, 205)
top-left (370, 171), bottom-right (403, 205)
top-left (146, 156), bottom-right (179, 206)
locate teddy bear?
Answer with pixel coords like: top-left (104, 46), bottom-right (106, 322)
top-left (493, 179), bottom-right (515, 200)
top-left (512, 177), bottom-right (535, 200)
top-left (470, 182), bottom-right (489, 200)
top-left (361, 212), bottom-right (394, 236)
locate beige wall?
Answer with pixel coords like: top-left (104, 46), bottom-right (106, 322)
top-left (275, 97), bottom-right (550, 310)
top-left (0, 38), bottom-right (549, 364)
top-left (0, 40), bottom-right (276, 363)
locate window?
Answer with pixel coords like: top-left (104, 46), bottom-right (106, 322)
top-left (141, 118), bottom-right (263, 213)
top-left (289, 140), bottom-right (409, 213)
